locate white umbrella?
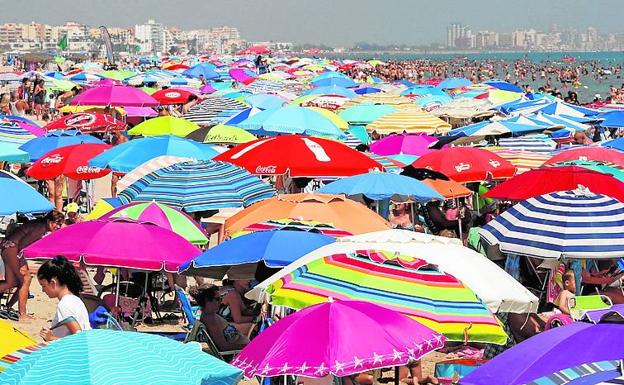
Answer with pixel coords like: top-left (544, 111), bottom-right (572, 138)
top-left (247, 229), bottom-right (538, 313)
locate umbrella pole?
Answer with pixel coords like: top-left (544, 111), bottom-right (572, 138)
top-left (394, 366), bottom-right (399, 385)
top-left (456, 198), bottom-right (463, 242)
top-left (115, 269), bottom-right (121, 308)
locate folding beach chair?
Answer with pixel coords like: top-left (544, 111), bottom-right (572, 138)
top-left (175, 285), bottom-right (200, 327)
top-left (545, 295), bottom-right (613, 329)
top-left (184, 320), bottom-right (241, 362)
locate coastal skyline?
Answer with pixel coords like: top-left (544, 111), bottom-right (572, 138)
top-left (1, 0), bottom-right (623, 46)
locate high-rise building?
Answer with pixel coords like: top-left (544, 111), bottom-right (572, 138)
top-left (134, 19), bottom-right (168, 54)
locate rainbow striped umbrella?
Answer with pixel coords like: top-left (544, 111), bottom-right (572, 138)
top-left (485, 147), bottom-right (550, 174)
top-left (366, 108), bottom-right (452, 135)
top-left (0, 344), bottom-right (44, 372)
top-left (264, 250), bottom-right (507, 344)
top-left (233, 218), bottom-right (353, 238)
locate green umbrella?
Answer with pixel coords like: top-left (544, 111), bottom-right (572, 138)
top-left (139, 86), bottom-right (158, 95)
top-left (338, 104), bottom-right (397, 125)
top-left (101, 201), bottom-right (208, 245)
top-left (186, 124), bottom-right (256, 144)
top-left (127, 116), bottom-right (199, 137)
top-left (557, 160), bottom-right (624, 182)
top-left (99, 70), bottom-right (137, 81)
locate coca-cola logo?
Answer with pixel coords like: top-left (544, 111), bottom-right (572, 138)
top-left (489, 160), bottom-right (501, 168)
top-left (75, 165), bottom-right (102, 174)
top-left (41, 154), bottom-right (63, 165)
top-left (255, 165), bottom-right (277, 174)
top-left (165, 92), bottom-right (181, 99)
top-left (454, 162), bottom-right (471, 172)
top-left (66, 113), bottom-right (96, 127)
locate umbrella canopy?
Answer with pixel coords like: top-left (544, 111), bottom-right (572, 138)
top-left (118, 160), bottom-right (275, 212)
top-left (484, 148), bottom-right (550, 174)
top-left (151, 88), bottom-right (194, 105)
top-left (26, 143), bottom-right (111, 180)
top-left (244, 94), bottom-right (285, 109)
top-left (0, 123), bottom-right (40, 145)
top-left (101, 202), bottom-right (208, 245)
top-left (480, 189), bottom-right (624, 259)
top-left (0, 171), bottom-right (54, 215)
top-left (179, 230), bottom-right (335, 279)
top-left (183, 95), bottom-right (248, 126)
top-left (484, 166), bottom-right (624, 202)
top-left (497, 136), bottom-right (557, 153)
top-left (448, 120), bottom-right (544, 137)
top-left (229, 68), bottom-right (258, 85)
top-left (338, 104), bottom-right (396, 125)
top-left (546, 147), bottom-right (624, 167)
top-left (254, 249), bottom-right (506, 343)
top-left (559, 160), bottom-right (624, 181)
top-left (318, 172), bottom-right (443, 202)
top-left (0, 320), bottom-right (36, 359)
top-left (370, 133), bottom-right (439, 156)
top-left (116, 156), bottom-right (193, 192)
top-left (461, 318), bottom-right (624, 385)
top-left (311, 72), bottom-right (358, 88)
top-left (225, 193), bottom-right (391, 236)
top-left (19, 130), bottom-right (104, 161)
top-left (214, 136), bottom-right (382, 177)
top-left (89, 135), bottom-right (222, 173)
top-left (71, 84), bottom-right (159, 107)
top-left (127, 116), bottom-right (199, 137)
top-left (23, 218), bottom-right (201, 272)
top-left (238, 106), bottom-right (345, 139)
top-left (422, 178), bottom-right (473, 199)
top-left (303, 85), bottom-right (358, 99)
top-left (185, 124), bottom-right (256, 144)
top-left (236, 218), bottom-right (353, 238)
top-left (0, 142), bottom-right (29, 162)
top-left (232, 300), bottom-right (444, 378)
top-left (0, 329), bottom-right (242, 385)
top-left (42, 112), bottom-right (126, 133)
top-left (437, 77), bottom-right (472, 89)
top-left (412, 147), bottom-right (516, 183)
top-left (182, 63), bottom-right (219, 80)
top-left (367, 108), bottom-right (452, 135)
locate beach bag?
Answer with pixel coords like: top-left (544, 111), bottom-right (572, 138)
top-left (435, 359), bottom-right (488, 385)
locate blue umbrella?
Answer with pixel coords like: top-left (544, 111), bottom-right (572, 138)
top-left (238, 106), bottom-right (345, 139)
top-left (244, 94), bottom-right (286, 109)
top-left (224, 107), bottom-right (264, 125)
top-left (401, 86), bottom-right (449, 97)
top-left (600, 111), bottom-right (624, 128)
top-left (89, 135), bottom-right (222, 173)
top-left (354, 87), bottom-right (382, 95)
top-left (182, 63), bottom-right (220, 80)
top-left (311, 72), bottom-right (358, 88)
top-left (484, 80), bottom-right (524, 93)
top-left (118, 160), bottom-right (275, 212)
top-left (0, 329), bottom-right (242, 385)
top-left (448, 120), bottom-right (545, 137)
top-left (179, 230), bottom-right (335, 278)
top-left (19, 130), bottom-right (104, 161)
top-left (437, 77), bottom-right (472, 89)
top-left (0, 142), bottom-right (29, 162)
top-left (318, 172), bottom-right (443, 201)
top-left (0, 171), bottom-right (53, 215)
top-left (413, 94), bottom-right (453, 109)
top-left (338, 104), bottom-right (396, 125)
top-left (303, 85), bottom-right (358, 98)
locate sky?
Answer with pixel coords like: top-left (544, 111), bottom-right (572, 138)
top-left (1, 0), bottom-right (623, 46)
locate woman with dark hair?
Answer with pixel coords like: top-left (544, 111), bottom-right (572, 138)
top-left (37, 255), bottom-right (91, 341)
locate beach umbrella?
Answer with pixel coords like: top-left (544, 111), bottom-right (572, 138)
top-left (251, 249), bottom-right (506, 343)
top-left (318, 172), bottom-right (443, 202)
top-left (0, 320), bottom-right (36, 360)
top-left (26, 143), bottom-right (111, 180)
top-left (118, 160), bottom-right (275, 212)
top-left (183, 95), bottom-right (248, 125)
top-left (437, 77), bottom-right (471, 89)
top-left (303, 85), bottom-right (358, 98)
top-left (232, 300), bottom-right (444, 378)
top-left (179, 230), bottom-right (335, 279)
top-left (238, 106), bottom-right (345, 139)
top-left (214, 136), bottom-right (381, 177)
top-left (530, 101), bottom-right (599, 117)
top-left (367, 108), bottom-right (452, 135)
top-left (484, 166), bottom-right (624, 202)
top-left (545, 147), bottom-right (624, 167)
top-left (484, 148), bottom-right (550, 174)
top-left (497, 136), bottom-right (557, 153)
top-left (235, 218), bottom-right (353, 238)
top-left (99, 69), bottom-right (136, 81)
top-left (65, 72), bottom-right (102, 84)
top-left (0, 142), bottom-right (29, 162)
top-left (42, 112), bottom-right (126, 133)
top-left (243, 94), bottom-right (285, 109)
top-left (338, 104), bottom-right (397, 125)
top-left (19, 130), bottom-right (104, 161)
top-left (369, 133), bottom-right (439, 156)
top-left (292, 94), bottom-right (349, 110)
top-left (185, 124), bottom-right (256, 144)
top-left (311, 72), bottom-right (358, 88)
top-left (0, 123), bottom-right (40, 145)
top-left (222, 107), bottom-right (263, 125)
top-left (238, 44), bottom-right (271, 55)
top-left (412, 147), bottom-right (516, 183)
top-left (126, 116), bottom-right (199, 137)
top-left (116, 156), bottom-right (193, 192)
top-left (603, 137), bottom-right (624, 152)
top-left (225, 193), bottom-right (390, 236)
top-left (229, 68), bottom-right (257, 85)
top-left (600, 111), bottom-right (624, 128)
top-left (182, 63), bottom-right (219, 80)
top-left (479, 189), bottom-right (624, 259)
top-left (101, 201), bottom-right (208, 245)
top-left (0, 344), bottom-right (43, 373)
top-left (89, 135), bottom-right (222, 173)
top-left (558, 160), bottom-right (624, 182)
top-left (448, 120), bottom-right (545, 137)
top-left (354, 86), bottom-right (382, 94)
top-left (421, 178), bottom-right (472, 199)
top-left (483, 80), bottom-right (524, 93)
top-left (85, 197), bottom-right (123, 220)
top-left (151, 88), bottom-right (194, 105)
top-left (462, 314), bottom-right (624, 385)
top-left (401, 86), bottom-right (449, 97)
top-left (0, 171), bottom-right (54, 215)
top-left (70, 83), bottom-right (159, 107)
top-left (307, 107), bottom-right (349, 130)
top-left (23, 218), bottom-right (201, 272)
top-left (0, 329), bottom-right (242, 385)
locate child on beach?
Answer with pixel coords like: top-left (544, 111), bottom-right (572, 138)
top-left (554, 270), bottom-right (576, 315)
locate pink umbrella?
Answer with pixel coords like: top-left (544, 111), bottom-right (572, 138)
top-left (70, 84), bottom-right (159, 107)
top-left (200, 84), bottom-right (217, 94)
top-left (369, 133), bottom-right (441, 156)
top-left (232, 300), bottom-right (444, 378)
top-left (22, 218), bottom-right (201, 272)
top-left (229, 68), bottom-right (258, 85)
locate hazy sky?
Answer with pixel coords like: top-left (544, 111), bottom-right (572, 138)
top-left (1, 0), bottom-right (622, 46)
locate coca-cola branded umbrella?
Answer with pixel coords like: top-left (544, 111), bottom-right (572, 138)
top-left (43, 112), bottom-right (126, 133)
top-left (26, 143), bottom-right (111, 180)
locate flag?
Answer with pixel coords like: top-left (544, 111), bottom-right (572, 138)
top-left (57, 34), bottom-right (68, 50)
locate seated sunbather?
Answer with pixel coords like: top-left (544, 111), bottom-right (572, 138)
top-left (582, 261), bottom-right (624, 304)
top-left (554, 270), bottom-right (576, 315)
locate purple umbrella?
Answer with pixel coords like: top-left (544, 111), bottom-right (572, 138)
top-left (200, 84), bottom-right (217, 94)
top-left (461, 321), bottom-right (624, 385)
top-left (369, 134), bottom-right (441, 156)
top-left (22, 218), bottom-right (201, 272)
top-left (232, 300), bottom-right (445, 378)
top-left (71, 84), bottom-right (159, 107)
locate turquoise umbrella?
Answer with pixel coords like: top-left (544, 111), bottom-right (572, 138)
top-left (0, 170), bottom-right (53, 215)
top-left (0, 329), bottom-right (242, 385)
top-left (238, 106), bottom-right (345, 139)
top-left (0, 142), bottom-right (29, 162)
top-left (338, 104), bottom-right (396, 125)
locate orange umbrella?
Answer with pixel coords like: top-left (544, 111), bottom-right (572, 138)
top-left (225, 193), bottom-right (390, 236)
top-left (423, 179), bottom-right (472, 199)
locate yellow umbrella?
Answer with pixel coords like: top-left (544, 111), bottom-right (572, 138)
top-left (86, 198), bottom-right (118, 220)
top-left (488, 89), bottom-right (523, 105)
top-left (0, 320), bottom-right (36, 359)
top-left (340, 94), bottom-right (414, 109)
top-left (59, 105), bottom-right (126, 115)
top-left (307, 107), bottom-right (349, 130)
top-left (367, 107), bottom-right (452, 134)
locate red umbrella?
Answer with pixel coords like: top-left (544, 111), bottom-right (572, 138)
top-left (546, 147), bottom-right (624, 167)
top-left (412, 147), bottom-right (516, 183)
top-left (43, 112), bottom-right (126, 133)
top-left (26, 143), bottom-right (111, 180)
top-left (151, 88), bottom-right (194, 105)
top-left (214, 135), bottom-right (382, 177)
top-left (238, 45), bottom-right (271, 55)
top-left (164, 64), bottom-right (190, 71)
top-left (484, 166), bottom-right (624, 201)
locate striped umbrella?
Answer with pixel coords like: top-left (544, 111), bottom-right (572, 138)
top-left (0, 123), bottom-right (40, 145)
top-left (479, 189), bottom-right (624, 259)
top-left (234, 218), bottom-right (353, 238)
top-left (0, 344), bottom-right (44, 372)
top-left (263, 250), bottom-right (507, 344)
top-left (183, 95), bottom-right (248, 125)
top-left (367, 107), bottom-right (452, 135)
top-left (118, 160), bottom-right (276, 212)
top-left (497, 136), bottom-right (557, 153)
top-left (0, 330), bottom-right (242, 385)
top-left (340, 94), bottom-right (414, 109)
top-left (485, 148), bottom-right (550, 174)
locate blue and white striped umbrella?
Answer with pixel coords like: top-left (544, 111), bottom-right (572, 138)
top-left (497, 135), bottom-right (557, 153)
top-left (479, 189), bottom-right (624, 259)
top-left (0, 329), bottom-right (242, 385)
top-left (118, 160), bottom-right (275, 212)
